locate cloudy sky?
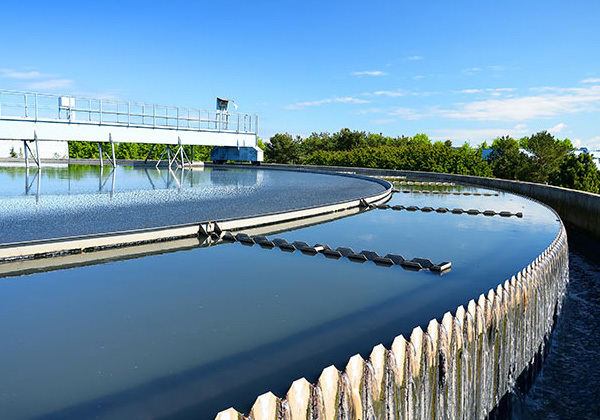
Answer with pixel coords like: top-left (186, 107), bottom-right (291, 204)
top-left (1, 0), bottom-right (599, 147)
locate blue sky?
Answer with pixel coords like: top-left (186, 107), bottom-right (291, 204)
top-left (1, 0), bottom-right (599, 147)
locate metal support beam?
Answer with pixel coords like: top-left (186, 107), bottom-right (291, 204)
top-left (156, 145), bottom-right (171, 169)
top-left (110, 134), bottom-right (116, 168)
top-left (144, 144), bottom-right (156, 163)
top-left (169, 137), bottom-right (192, 169)
top-left (23, 131), bottom-right (41, 170)
top-left (98, 134), bottom-right (116, 168)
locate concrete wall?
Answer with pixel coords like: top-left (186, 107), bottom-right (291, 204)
top-left (0, 139), bottom-right (68, 159)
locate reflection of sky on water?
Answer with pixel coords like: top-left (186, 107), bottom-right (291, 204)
top-left (0, 165), bottom-right (265, 197)
top-left (0, 165), bottom-right (385, 243)
top-left (1, 246), bottom-right (433, 418)
top-left (0, 168), bottom-right (562, 419)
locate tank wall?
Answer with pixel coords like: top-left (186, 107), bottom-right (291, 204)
top-left (214, 165), bottom-right (572, 420)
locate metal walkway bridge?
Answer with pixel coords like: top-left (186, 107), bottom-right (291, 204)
top-left (0, 90), bottom-right (262, 168)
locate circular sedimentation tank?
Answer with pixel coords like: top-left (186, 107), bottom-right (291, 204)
top-left (0, 164), bottom-right (567, 419)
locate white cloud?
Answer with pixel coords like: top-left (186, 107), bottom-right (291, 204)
top-left (446, 86), bottom-right (600, 121)
top-left (407, 56), bottom-right (424, 61)
top-left (351, 70), bottom-right (388, 76)
top-left (584, 135), bottom-right (600, 149)
top-left (388, 107), bottom-right (423, 120)
top-left (369, 89), bottom-right (436, 98)
top-left (285, 96), bottom-right (370, 110)
top-left (0, 67), bottom-right (74, 92)
top-left (457, 88), bottom-right (516, 96)
top-left (0, 69), bottom-right (50, 79)
top-left (372, 90), bottom-right (405, 97)
top-left (407, 85), bottom-right (600, 122)
top-left (462, 67), bottom-right (482, 75)
top-left (24, 79), bottom-right (74, 91)
top-left (429, 124), bottom-right (530, 144)
top-left (548, 123), bottom-right (567, 133)
top-left (528, 86), bottom-right (559, 93)
top-left (486, 88), bottom-right (516, 97)
top-left (581, 78), bottom-right (600, 84)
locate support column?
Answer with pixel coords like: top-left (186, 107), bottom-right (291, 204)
top-left (98, 135), bottom-right (116, 168)
top-left (23, 131), bottom-right (41, 170)
top-left (98, 143), bottom-right (104, 168)
top-left (24, 140), bottom-right (29, 171)
top-left (144, 144), bottom-right (155, 163)
top-left (110, 134), bottom-right (116, 168)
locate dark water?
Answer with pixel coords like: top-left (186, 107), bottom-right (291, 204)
top-left (519, 230), bottom-right (600, 419)
top-left (0, 171), bottom-right (563, 419)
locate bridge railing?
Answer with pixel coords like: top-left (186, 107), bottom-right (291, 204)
top-left (0, 89), bottom-right (257, 134)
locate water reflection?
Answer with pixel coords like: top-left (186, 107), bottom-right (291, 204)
top-left (0, 165), bottom-right (384, 244)
top-left (0, 164), bottom-right (263, 198)
top-left (24, 167), bottom-right (41, 202)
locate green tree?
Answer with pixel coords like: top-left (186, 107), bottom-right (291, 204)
top-left (68, 141), bottom-right (99, 158)
top-left (523, 131), bottom-right (573, 183)
top-left (549, 152), bottom-right (600, 193)
top-left (333, 128), bottom-right (367, 151)
top-left (304, 143), bottom-right (492, 177)
top-left (487, 136), bottom-right (533, 181)
top-left (265, 133), bottom-right (301, 164)
top-left (410, 133), bottom-right (431, 145)
top-left (257, 138), bottom-right (266, 151)
top-left (300, 132), bottom-right (335, 158)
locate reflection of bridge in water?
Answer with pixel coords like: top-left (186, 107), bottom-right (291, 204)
top-left (19, 165), bottom-right (263, 203)
top-left (0, 89), bottom-right (262, 167)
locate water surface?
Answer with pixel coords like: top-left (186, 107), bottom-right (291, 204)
top-left (0, 165), bottom-right (386, 244)
top-left (0, 167), bottom-right (562, 419)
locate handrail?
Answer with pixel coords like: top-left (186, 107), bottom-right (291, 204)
top-left (0, 89), bottom-right (257, 134)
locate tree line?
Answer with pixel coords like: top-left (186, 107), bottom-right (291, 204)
top-left (68, 141), bottom-right (213, 162)
top-left (67, 129), bottom-right (600, 194)
top-left (264, 129), bottom-right (600, 194)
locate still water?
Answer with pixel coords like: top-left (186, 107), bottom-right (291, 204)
top-left (0, 165), bottom-right (386, 244)
top-left (0, 166), bottom-right (561, 419)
